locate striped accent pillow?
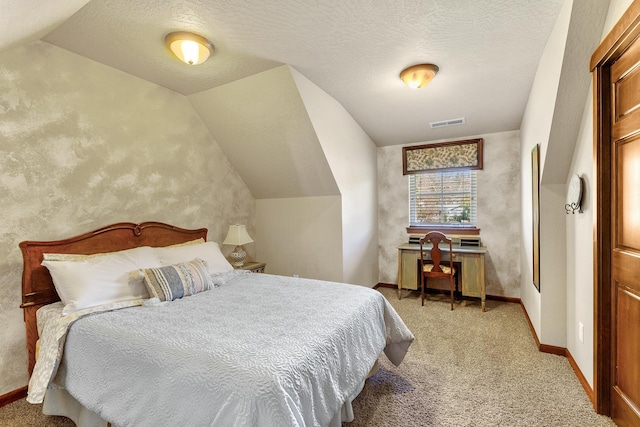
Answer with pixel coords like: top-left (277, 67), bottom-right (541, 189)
top-left (140, 258), bottom-right (214, 302)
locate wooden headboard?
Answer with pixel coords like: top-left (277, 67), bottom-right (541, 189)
top-left (19, 221), bottom-right (208, 376)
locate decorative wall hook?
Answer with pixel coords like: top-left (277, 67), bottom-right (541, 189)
top-left (565, 174), bottom-right (583, 214)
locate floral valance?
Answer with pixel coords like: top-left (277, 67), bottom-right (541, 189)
top-left (402, 138), bottom-right (483, 175)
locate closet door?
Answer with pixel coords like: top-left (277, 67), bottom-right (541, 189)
top-left (610, 32), bottom-right (640, 426)
top-left (592, 2), bottom-right (640, 423)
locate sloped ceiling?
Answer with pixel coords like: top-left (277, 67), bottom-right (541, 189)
top-left (188, 65), bottom-right (339, 199)
top-left (542, 0), bottom-right (609, 184)
top-left (0, 0), bottom-right (89, 51)
top-left (3, 0), bottom-right (565, 147)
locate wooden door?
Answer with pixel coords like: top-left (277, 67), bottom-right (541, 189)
top-left (610, 32), bottom-right (640, 426)
top-left (592, 2), bottom-right (640, 424)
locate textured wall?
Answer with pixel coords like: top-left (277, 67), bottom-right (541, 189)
top-left (0, 41), bottom-right (254, 395)
top-left (377, 130), bottom-right (521, 297)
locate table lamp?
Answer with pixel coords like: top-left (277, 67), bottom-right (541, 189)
top-left (223, 224), bottom-right (253, 267)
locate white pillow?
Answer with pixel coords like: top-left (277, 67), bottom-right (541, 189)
top-left (42, 246), bottom-right (162, 315)
top-left (153, 241), bottom-right (234, 274)
top-left (42, 238), bottom-right (205, 262)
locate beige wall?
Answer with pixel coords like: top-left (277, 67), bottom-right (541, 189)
top-left (255, 196), bottom-right (343, 281)
top-left (194, 64), bottom-right (379, 287)
top-left (565, 0), bottom-right (633, 388)
top-left (519, 0), bottom-right (572, 348)
top-left (291, 68), bottom-right (379, 287)
top-left (377, 130), bottom-right (521, 297)
top-left (0, 41), bottom-right (254, 395)
top-left (520, 0), bottom-right (610, 354)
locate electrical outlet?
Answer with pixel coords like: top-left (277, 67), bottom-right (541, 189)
top-left (579, 322), bottom-right (584, 343)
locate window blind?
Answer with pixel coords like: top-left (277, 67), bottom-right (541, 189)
top-left (409, 170), bottom-right (477, 226)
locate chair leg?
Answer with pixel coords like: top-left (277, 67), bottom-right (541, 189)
top-left (421, 275), bottom-right (425, 306)
top-left (455, 273), bottom-right (459, 298)
top-left (450, 275), bottom-right (454, 310)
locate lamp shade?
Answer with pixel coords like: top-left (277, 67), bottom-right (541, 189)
top-left (223, 225), bottom-right (253, 246)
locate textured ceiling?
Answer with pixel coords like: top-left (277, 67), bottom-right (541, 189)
top-left (8, 0), bottom-right (565, 147)
top-left (0, 0), bottom-right (89, 51)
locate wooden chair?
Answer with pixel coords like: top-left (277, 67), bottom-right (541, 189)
top-left (419, 231), bottom-right (457, 310)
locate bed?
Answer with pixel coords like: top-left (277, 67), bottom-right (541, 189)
top-left (20, 221), bottom-right (414, 427)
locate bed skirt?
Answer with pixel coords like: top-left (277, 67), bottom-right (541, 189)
top-left (43, 388), bottom-right (107, 427)
top-left (41, 380), bottom-right (368, 427)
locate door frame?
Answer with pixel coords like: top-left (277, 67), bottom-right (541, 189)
top-left (590, 0), bottom-right (640, 415)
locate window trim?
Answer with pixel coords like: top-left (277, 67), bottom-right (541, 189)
top-left (406, 225), bottom-right (480, 235)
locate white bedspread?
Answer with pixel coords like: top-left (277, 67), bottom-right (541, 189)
top-left (29, 271), bottom-right (414, 427)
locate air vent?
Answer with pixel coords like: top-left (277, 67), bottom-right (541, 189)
top-left (460, 237), bottom-right (481, 247)
top-left (429, 117), bottom-right (466, 129)
top-left (409, 235), bottom-right (421, 245)
top-left (409, 234), bottom-right (481, 247)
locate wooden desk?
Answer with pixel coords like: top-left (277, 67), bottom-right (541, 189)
top-left (397, 243), bottom-right (487, 311)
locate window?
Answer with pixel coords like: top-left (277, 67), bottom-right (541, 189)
top-left (409, 170), bottom-right (477, 227)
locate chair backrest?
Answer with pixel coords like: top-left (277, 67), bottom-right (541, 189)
top-left (419, 231), bottom-right (454, 275)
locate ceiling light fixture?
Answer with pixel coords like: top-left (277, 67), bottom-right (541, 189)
top-left (165, 31), bottom-right (214, 65)
top-left (400, 64), bottom-right (439, 89)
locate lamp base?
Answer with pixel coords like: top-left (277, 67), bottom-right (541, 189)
top-left (230, 246), bottom-right (247, 267)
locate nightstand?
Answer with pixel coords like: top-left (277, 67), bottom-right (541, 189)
top-left (236, 262), bottom-right (266, 273)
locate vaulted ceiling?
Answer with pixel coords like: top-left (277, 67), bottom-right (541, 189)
top-left (1, 0), bottom-right (565, 147)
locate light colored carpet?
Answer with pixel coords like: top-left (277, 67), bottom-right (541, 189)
top-left (349, 288), bottom-right (615, 426)
top-left (0, 398), bottom-right (73, 427)
top-left (0, 287), bottom-right (615, 426)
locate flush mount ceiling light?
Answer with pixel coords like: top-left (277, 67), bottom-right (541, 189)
top-left (400, 64), bottom-right (439, 89)
top-left (165, 31), bottom-right (214, 65)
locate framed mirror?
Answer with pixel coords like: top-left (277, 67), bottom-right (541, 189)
top-left (532, 145), bottom-right (540, 292)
